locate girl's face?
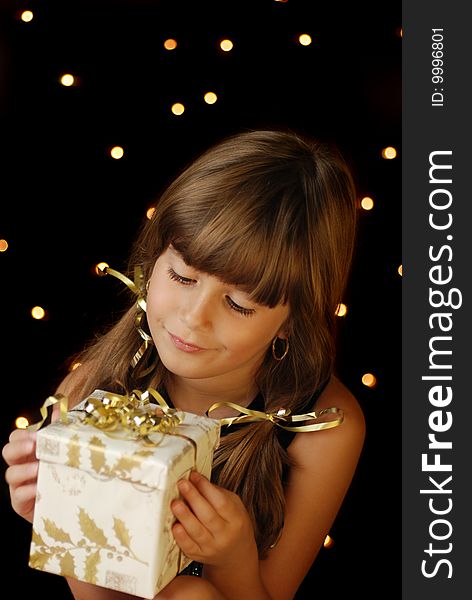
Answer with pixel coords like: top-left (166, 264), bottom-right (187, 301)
top-left (146, 246), bottom-right (290, 389)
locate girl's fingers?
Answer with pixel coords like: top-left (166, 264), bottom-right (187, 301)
top-left (172, 521), bottom-right (203, 558)
top-left (188, 471), bottom-right (239, 521)
top-left (172, 495), bottom-right (210, 546)
top-left (5, 462), bottom-right (39, 488)
top-left (175, 478), bottom-right (225, 536)
top-left (9, 482), bottom-right (37, 523)
top-left (2, 434), bottom-right (36, 466)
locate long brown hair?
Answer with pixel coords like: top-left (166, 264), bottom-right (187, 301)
top-left (64, 129), bottom-right (358, 558)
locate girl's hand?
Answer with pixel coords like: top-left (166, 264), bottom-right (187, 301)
top-left (171, 471), bottom-right (258, 571)
top-left (2, 429), bottom-right (39, 524)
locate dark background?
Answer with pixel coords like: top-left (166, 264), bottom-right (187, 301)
top-left (0, 1), bottom-right (401, 598)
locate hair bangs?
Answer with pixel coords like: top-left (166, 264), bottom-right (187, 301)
top-left (170, 205), bottom-right (304, 309)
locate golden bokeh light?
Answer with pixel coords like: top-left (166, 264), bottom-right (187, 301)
top-left (361, 196), bottom-right (374, 211)
top-left (323, 535), bottom-right (334, 548)
top-left (20, 10), bottom-right (34, 22)
top-left (362, 373), bottom-right (377, 388)
top-left (146, 207), bottom-right (156, 220)
top-left (204, 92), bottom-right (218, 105)
top-left (60, 74), bottom-right (75, 87)
top-left (15, 417), bottom-right (29, 429)
top-left (382, 146), bottom-right (397, 159)
top-left (70, 362), bottom-right (82, 371)
top-left (31, 306), bottom-right (46, 320)
top-left (398, 264), bottom-right (403, 276)
top-left (335, 303), bottom-right (348, 317)
top-left (95, 262), bottom-right (109, 275)
top-left (110, 146), bottom-right (124, 159)
top-left (298, 34), bottom-right (312, 46)
top-left (220, 39), bottom-right (234, 52)
top-left (171, 103), bottom-right (185, 116)
top-left (164, 39), bottom-right (177, 50)
top-left (0, 239), bottom-right (8, 252)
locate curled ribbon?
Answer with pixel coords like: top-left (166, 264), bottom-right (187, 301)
top-left (27, 394), bottom-right (69, 431)
top-left (27, 388), bottom-right (182, 445)
top-left (206, 402), bottom-right (343, 432)
top-left (99, 265), bottom-right (156, 376)
top-left (81, 388), bottom-right (182, 444)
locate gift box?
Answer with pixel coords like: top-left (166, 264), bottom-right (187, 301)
top-left (29, 389), bottom-right (221, 598)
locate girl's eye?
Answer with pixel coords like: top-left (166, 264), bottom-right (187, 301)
top-left (225, 295), bottom-right (255, 317)
top-left (168, 266), bottom-right (255, 317)
top-left (167, 267), bottom-right (194, 285)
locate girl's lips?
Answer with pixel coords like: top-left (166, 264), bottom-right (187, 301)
top-left (168, 332), bottom-right (206, 352)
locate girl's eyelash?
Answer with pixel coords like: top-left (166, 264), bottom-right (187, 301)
top-left (167, 267), bottom-right (255, 317)
top-left (167, 267), bottom-right (193, 285)
top-left (225, 295), bottom-right (255, 317)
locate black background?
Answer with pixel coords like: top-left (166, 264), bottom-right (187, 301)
top-left (0, 1), bottom-right (401, 598)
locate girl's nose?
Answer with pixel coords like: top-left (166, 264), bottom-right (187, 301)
top-left (179, 290), bottom-right (213, 330)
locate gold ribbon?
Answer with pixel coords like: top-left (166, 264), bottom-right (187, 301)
top-left (27, 394), bottom-right (69, 431)
top-left (27, 388), bottom-right (181, 442)
top-left (81, 388), bottom-right (182, 445)
top-left (206, 402), bottom-right (343, 432)
top-left (99, 265), bottom-right (156, 376)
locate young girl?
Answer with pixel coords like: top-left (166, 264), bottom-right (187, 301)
top-left (3, 129), bottom-right (365, 600)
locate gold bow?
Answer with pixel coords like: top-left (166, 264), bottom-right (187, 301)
top-left (27, 388), bottom-right (181, 445)
top-left (81, 388), bottom-right (181, 442)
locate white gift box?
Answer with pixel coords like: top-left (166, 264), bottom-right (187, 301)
top-left (29, 390), bottom-right (221, 598)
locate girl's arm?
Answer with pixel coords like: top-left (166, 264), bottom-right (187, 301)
top-left (257, 375), bottom-right (365, 600)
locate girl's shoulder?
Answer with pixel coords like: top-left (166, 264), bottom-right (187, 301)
top-left (287, 374), bottom-right (366, 465)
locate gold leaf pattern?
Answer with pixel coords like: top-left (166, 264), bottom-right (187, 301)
top-left (112, 453), bottom-right (145, 475)
top-left (89, 436), bottom-right (106, 473)
top-left (32, 528), bottom-right (46, 547)
top-left (67, 434), bottom-right (81, 468)
top-left (78, 508), bottom-right (108, 546)
top-left (84, 549), bottom-right (101, 584)
top-left (113, 517), bottom-right (131, 550)
top-left (30, 551), bottom-right (51, 570)
top-left (60, 551), bottom-right (76, 578)
top-left (43, 518), bottom-right (73, 544)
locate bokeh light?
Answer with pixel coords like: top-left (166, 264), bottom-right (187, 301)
top-left (110, 146), bottom-right (124, 159)
top-left (362, 373), bottom-right (377, 388)
top-left (31, 306), bottom-right (46, 320)
top-left (220, 39), bottom-right (234, 52)
top-left (398, 264), bottom-right (403, 276)
top-left (15, 417), bottom-right (29, 429)
top-left (204, 92), bottom-right (218, 104)
top-left (60, 74), bottom-right (75, 87)
top-left (298, 34), bottom-right (312, 46)
top-left (361, 197), bottom-right (374, 211)
top-left (164, 39), bottom-right (177, 50)
top-left (171, 103), bottom-right (185, 115)
top-left (382, 146), bottom-right (397, 159)
top-left (146, 207), bottom-right (156, 219)
top-left (20, 11), bottom-right (34, 23)
top-left (0, 239), bottom-right (8, 252)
